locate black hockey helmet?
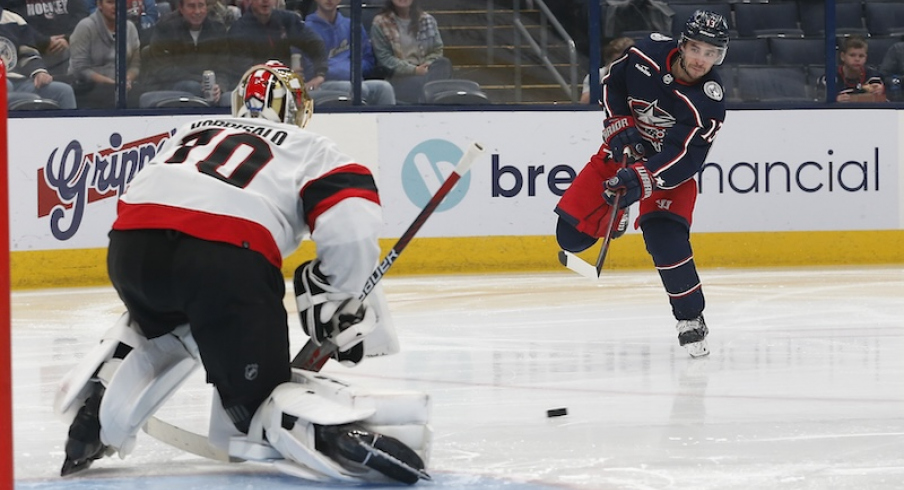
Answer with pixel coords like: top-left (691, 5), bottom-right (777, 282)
top-left (679, 10), bottom-right (729, 64)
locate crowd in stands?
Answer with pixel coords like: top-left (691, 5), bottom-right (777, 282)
top-left (575, 1), bottom-right (904, 104)
top-left (0, 0), bottom-right (457, 110)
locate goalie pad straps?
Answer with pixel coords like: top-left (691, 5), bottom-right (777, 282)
top-left (99, 324), bottom-right (201, 457)
top-left (229, 371), bottom-right (432, 483)
top-left (54, 312), bottom-right (148, 423)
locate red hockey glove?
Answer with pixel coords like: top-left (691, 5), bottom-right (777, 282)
top-left (602, 116), bottom-right (646, 164)
top-left (603, 163), bottom-right (655, 209)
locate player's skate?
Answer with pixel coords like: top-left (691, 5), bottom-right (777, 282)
top-left (676, 316), bottom-right (709, 358)
top-left (317, 423), bottom-right (431, 485)
top-left (61, 381), bottom-right (111, 476)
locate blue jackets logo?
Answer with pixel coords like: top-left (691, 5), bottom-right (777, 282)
top-left (401, 139), bottom-right (472, 211)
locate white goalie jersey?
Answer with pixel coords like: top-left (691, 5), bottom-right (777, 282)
top-left (114, 116), bottom-right (382, 292)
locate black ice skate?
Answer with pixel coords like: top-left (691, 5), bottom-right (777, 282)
top-left (676, 316), bottom-right (710, 358)
top-left (316, 423), bottom-right (431, 485)
top-left (61, 381), bottom-right (109, 477)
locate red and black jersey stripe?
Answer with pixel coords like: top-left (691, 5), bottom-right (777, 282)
top-left (301, 164), bottom-right (381, 230)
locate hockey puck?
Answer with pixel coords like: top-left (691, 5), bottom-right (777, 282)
top-left (546, 408), bottom-right (568, 418)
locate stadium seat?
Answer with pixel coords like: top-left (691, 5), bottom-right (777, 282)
top-left (733, 3), bottom-right (804, 39)
top-left (769, 38), bottom-right (826, 66)
top-left (716, 64), bottom-right (739, 104)
top-left (8, 95), bottom-right (61, 110)
top-left (139, 91), bottom-right (210, 108)
top-left (864, 2), bottom-right (904, 38)
top-left (798, 1), bottom-right (868, 38)
top-left (866, 36), bottom-right (900, 68)
top-left (735, 65), bottom-right (813, 103)
top-left (723, 38), bottom-right (769, 66)
top-left (422, 79), bottom-right (491, 105)
top-left (311, 90), bottom-right (355, 107)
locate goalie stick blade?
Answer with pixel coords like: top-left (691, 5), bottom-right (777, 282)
top-left (558, 250), bottom-right (601, 280)
top-left (143, 416), bottom-right (238, 463)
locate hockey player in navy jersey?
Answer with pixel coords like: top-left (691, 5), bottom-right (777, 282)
top-left (555, 10), bottom-right (729, 358)
top-left (54, 60), bottom-right (431, 485)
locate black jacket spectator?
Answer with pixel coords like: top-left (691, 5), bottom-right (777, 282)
top-left (145, 13), bottom-right (231, 91)
top-left (227, 8), bottom-right (328, 80)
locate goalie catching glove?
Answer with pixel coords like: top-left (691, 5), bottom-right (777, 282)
top-left (604, 163), bottom-right (655, 209)
top-left (602, 116), bottom-right (646, 164)
top-left (295, 260), bottom-right (376, 366)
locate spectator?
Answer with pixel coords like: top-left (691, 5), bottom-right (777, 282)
top-left (370, 0), bottom-right (451, 104)
top-left (145, 0), bottom-right (232, 106)
top-left (69, 0), bottom-right (141, 108)
top-left (604, 0), bottom-right (672, 39)
top-left (304, 0), bottom-right (395, 106)
top-left (206, 0), bottom-right (241, 28)
top-left (89, 0), bottom-right (159, 30)
top-left (6, 0), bottom-right (88, 78)
top-left (821, 36), bottom-right (885, 103)
top-left (227, 0), bottom-right (328, 91)
top-left (879, 39), bottom-right (904, 102)
top-left (0, 6), bottom-right (77, 108)
top-left (580, 36), bottom-right (634, 104)
top-left (880, 39), bottom-right (904, 76)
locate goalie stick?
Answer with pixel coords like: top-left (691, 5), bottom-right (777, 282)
top-left (292, 141), bottom-right (486, 372)
top-left (558, 155), bottom-right (627, 279)
top-left (143, 142), bottom-right (485, 464)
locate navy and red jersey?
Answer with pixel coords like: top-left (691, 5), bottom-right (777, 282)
top-left (833, 65), bottom-right (884, 95)
top-left (602, 33), bottom-right (726, 189)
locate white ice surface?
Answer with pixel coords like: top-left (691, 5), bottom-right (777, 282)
top-left (11, 267), bottom-right (904, 489)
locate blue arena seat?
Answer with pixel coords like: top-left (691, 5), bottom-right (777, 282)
top-left (864, 2), bottom-right (904, 38)
top-left (733, 3), bottom-right (804, 39)
top-left (735, 65), bottom-right (813, 103)
top-left (139, 91), bottom-right (210, 108)
top-left (769, 38), bottom-right (825, 66)
top-left (723, 38), bottom-right (769, 66)
top-left (798, 1), bottom-right (868, 38)
top-left (422, 79), bottom-right (491, 105)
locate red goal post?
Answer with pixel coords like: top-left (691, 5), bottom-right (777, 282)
top-left (1, 58), bottom-right (13, 490)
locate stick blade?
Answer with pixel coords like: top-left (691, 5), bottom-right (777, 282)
top-left (558, 250), bottom-right (601, 280)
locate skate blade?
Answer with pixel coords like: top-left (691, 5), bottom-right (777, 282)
top-left (60, 457), bottom-right (94, 477)
top-left (684, 340), bottom-right (710, 358)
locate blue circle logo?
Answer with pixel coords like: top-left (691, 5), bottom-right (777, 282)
top-left (401, 139), bottom-right (471, 211)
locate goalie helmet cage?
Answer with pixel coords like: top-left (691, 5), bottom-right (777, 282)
top-left (1, 58), bottom-right (12, 490)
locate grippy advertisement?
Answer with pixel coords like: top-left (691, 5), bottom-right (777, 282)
top-left (8, 110), bottom-right (902, 251)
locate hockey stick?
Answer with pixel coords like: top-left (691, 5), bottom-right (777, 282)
top-left (292, 141), bottom-right (486, 372)
top-left (143, 416), bottom-right (236, 463)
top-left (558, 156), bottom-right (627, 279)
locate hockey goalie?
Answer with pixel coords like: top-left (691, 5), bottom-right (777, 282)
top-left (52, 60), bottom-right (431, 485)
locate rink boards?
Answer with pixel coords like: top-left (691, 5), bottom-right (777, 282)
top-left (8, 109), bottom-right (904, 288)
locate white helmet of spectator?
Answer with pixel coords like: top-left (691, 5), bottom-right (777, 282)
top-left (232, 60), bottom-right (313, 128)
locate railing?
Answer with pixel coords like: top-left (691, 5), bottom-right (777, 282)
top-left (510, 0), bottom-right (579, 103)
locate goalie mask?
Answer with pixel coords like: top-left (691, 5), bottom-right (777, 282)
top-left (232, 60), bottom-right (314, 128)
top-left (679, 10), bottom-right (729, 65)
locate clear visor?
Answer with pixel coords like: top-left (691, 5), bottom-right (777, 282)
top-left (681, 38), bottom-right (727, 65)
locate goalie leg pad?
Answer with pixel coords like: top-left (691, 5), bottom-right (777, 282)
top-left (230, 372), bottom-right (431, 483)
top-left (99, 324), bottom-right (201, 457)
top-left (55, 312), bottom-right (148, 423)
